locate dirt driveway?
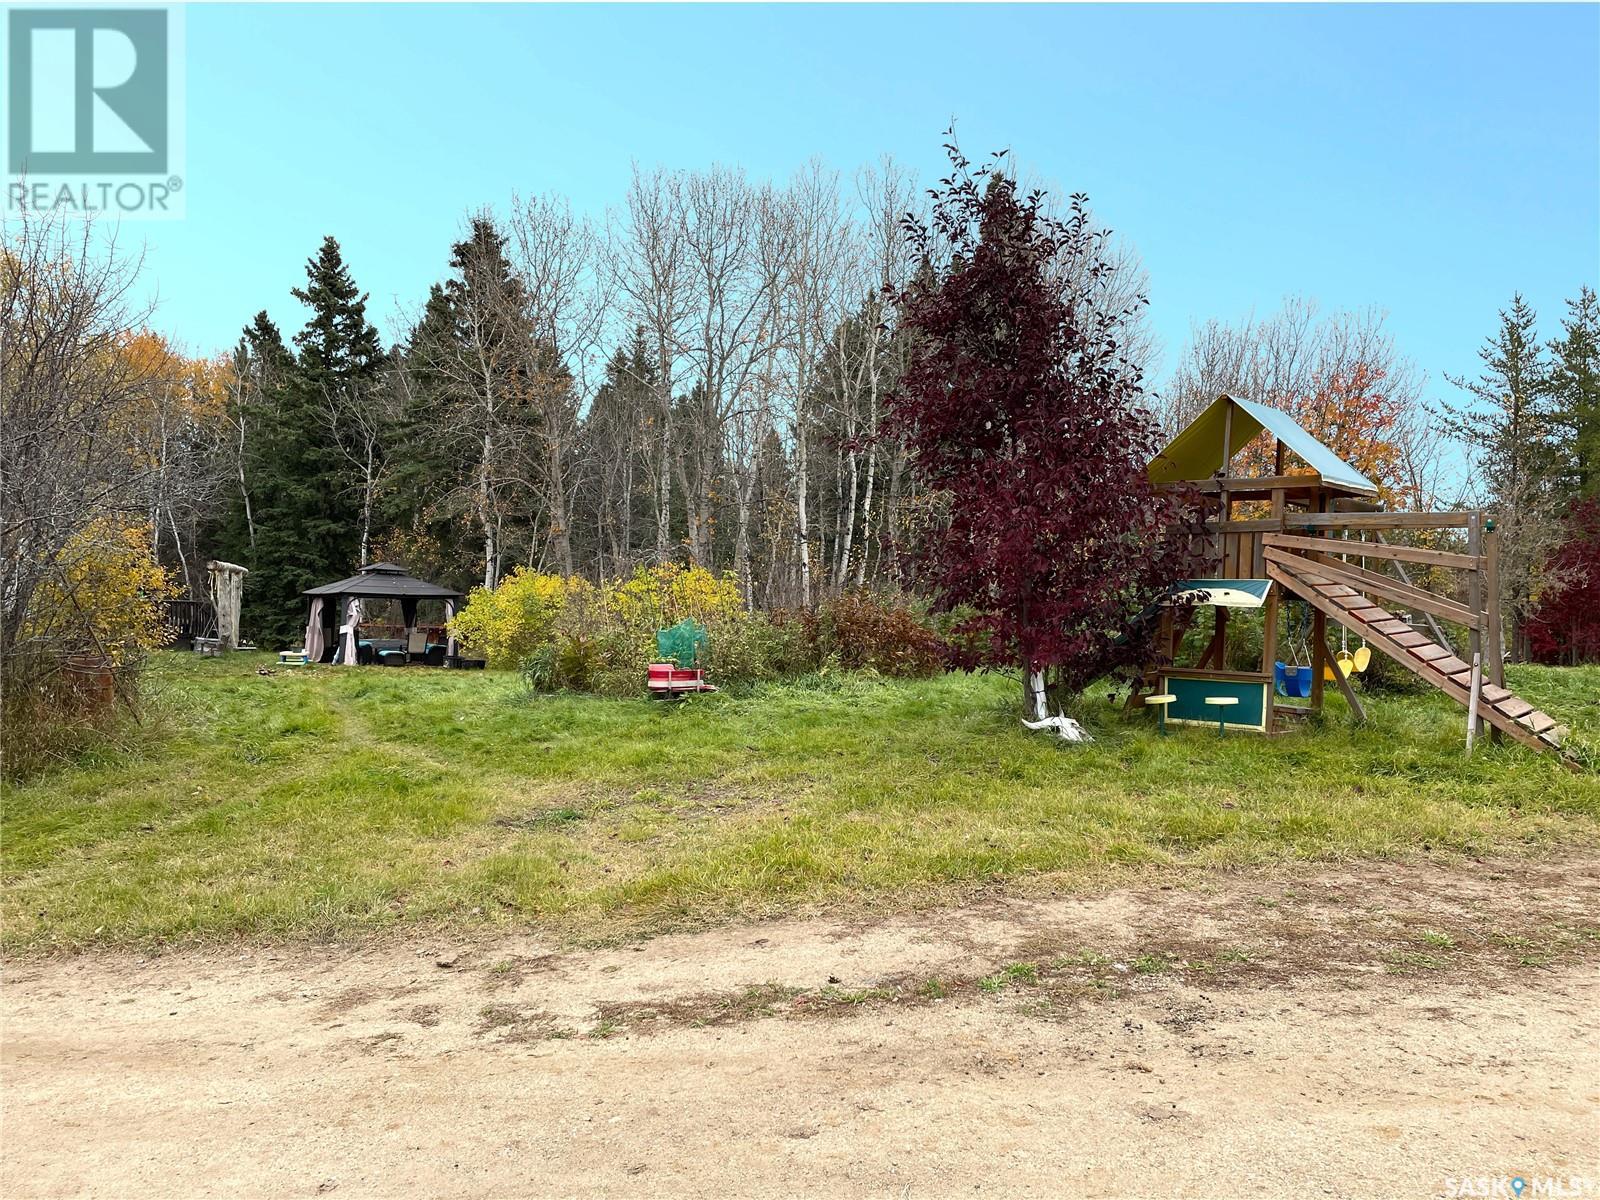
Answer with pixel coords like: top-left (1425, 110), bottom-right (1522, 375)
top-left (4, 855), bottom-right (1598, 1199)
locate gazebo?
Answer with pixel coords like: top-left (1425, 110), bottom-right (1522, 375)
top-left (302, 563), bottom-right (466, 665)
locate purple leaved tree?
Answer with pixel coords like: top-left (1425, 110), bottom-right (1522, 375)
top-left (885, 138), bottom-right (1204, 726)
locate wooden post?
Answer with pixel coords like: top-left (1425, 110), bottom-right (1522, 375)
top-left (1466, 513), bottom-right (1484, 736)
top-left (1199, 607), bottom-right (1230, 669)
top-left (1483, 520), bottom-right (1503, 745)
top-left (1311, 608), bottom-right (1327, 712)
top-left (1217, 400), bottom-right (1233, 572)
top-left (1484, 522), bottom-right (1503, 689)
top-left (1261, 488), bottom-right (1285, 724)
top-left (1221, 399), bottom-right (1234, 475)
top-left (1309, 487), bottom-right (1327, 712)
top-left (1465, 651), bottom-right (1483, 755)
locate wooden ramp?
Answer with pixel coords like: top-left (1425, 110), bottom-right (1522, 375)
top-left (1264, 549), bottom-right (1573, 764)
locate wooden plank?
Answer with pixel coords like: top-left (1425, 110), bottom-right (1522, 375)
top-left (1481, 684), bottom-right (1512, 704)
top-left (1371, 619), bottom-right (1413, 636)
top-left (1520, 712), bottom-right (1558, 735)
top-left (1160, 667), bottom-right (1273, 683)
top-left (1209, 518), bottom-right (1288, 533)
top-left (1393, 631), bottom-right (1431, 648)
top-left (1412, 644), bottom-right (1453, 663)
top-left (1495, 697), bottom-right (1535, 720)
top-left (1264, 532), bottom-right (1481, 571)
top-left (1431, 655), bottom-right (1471, 677)
top-left (1283, 511), bottom-right (1473, 530)
top-left (1263, 547), bottom-right (1481, 628)
top-left (1194, 475), bottom-right (1316, 495)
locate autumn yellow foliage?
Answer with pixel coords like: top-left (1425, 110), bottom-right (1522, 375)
top-left (449, 563), bottom-right (746, 672)
top-left (25, 519), bottom-right (177, 665)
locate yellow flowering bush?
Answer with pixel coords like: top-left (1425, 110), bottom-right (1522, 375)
top-left (450, 562), bottom-right (753, 686)
top-left (25, 519), bottom-right (176, 665)
top-left (448, 569), bottom-right (594, 669)
top-left (604, 562), bottom-right (745, 636)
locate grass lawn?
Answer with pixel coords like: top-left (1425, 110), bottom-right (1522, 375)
top-left (3, 652), bottom-right (1597, 952)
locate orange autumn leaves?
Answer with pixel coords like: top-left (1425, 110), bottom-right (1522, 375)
top-left (1233, 362), bottom-right (1407, 505)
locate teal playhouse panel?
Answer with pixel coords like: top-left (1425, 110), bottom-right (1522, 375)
top-left (1160, 675), bottom-right (1270, 732)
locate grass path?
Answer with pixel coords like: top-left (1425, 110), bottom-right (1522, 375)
top-left (3, 653), bottom-right (1597, 951)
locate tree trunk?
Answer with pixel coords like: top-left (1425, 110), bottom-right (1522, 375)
top-left (480, 425), bottom-right (497, 590)
top-left (1024, 667), bottom-right (1049, 722)
top-left (837, 443), bottom-right (859, 591)
top-left (795, 425), bottom-right (813, 607)
top-left (854, 441), bottom-right (876, 590)
top-left (547, 435), bottom-right (574, 575)
top-left (734, 466), bottom-right (754, 610)
top-left (655, 357), bottom-right (674, 561)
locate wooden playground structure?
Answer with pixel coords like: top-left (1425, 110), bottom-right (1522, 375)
top-left (1139, 394), bottom-right (1572, 764)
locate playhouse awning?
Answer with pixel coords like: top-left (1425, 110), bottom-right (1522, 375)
top-left (1168, 578), bottom-right (1273, 609)
top-left (1149, 394), bottom-right (1379, 496)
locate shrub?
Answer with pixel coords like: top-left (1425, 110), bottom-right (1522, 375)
top-left (455, 563), bottom-right (757, 693)
top-left (768, 592), bottom-right (948, 679)
top-left (449, 570), bottom-right (593, 669)
top-left (23, 518), bottom-right (176, 665)
top-left (817, 591), bottom-right (947, 676)
top-left (457, 566), bottom-right (949, 696)
top-left (4, 519), bottom-right (176, 777)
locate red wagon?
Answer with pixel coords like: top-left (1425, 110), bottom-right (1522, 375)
top-left (646, 662), bottom-right (717, 699)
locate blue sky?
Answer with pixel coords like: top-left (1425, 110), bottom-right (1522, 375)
top-left (136, 2), bottom-right (1597, 395)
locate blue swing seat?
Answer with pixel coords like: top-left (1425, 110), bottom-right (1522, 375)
top-left (1274, 661), bottom-right (1313, 699)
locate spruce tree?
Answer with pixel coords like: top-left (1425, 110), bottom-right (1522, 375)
top-left (245, 238), bottom-right (382, 644)
top-left (384, 284), bottom-right (476, 586)
top-left (1439, 295), bottom-right (1563, 658)
top-left (1549, 286), bottom-right (1600, 499)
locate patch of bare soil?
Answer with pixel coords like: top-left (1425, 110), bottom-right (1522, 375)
top-left (4, 855), bottom-right (1599, 1198)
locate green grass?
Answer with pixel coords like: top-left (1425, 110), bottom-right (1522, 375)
top-left (2, 653), bottom-right (1597, 952)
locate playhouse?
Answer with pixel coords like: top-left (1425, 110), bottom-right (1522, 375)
top-left (1140, 394), bottom-right (1571, 763)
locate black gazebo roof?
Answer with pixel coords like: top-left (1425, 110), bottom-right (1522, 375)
top-left (303, 562), bottom-right (464, 601)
